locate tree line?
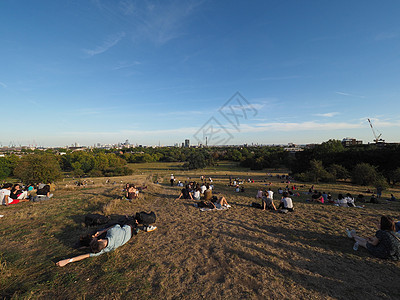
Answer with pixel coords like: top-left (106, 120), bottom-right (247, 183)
top-left (1, 141), bottom-right (400, 187)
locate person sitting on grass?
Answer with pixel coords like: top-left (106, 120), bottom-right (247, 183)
top-left (345, 193), bottom-right (355, 207)
top-left (56, 219), bottom-right (157, 267)
top-left (311, 191), bottom-right (324, 203)
top-left (32, 184), bottom-right (53, 202)
top-left (327, 192), bottom-right (334, 203)
top-left (234, 185), bottom-right (240, 192)
top-left (1, 183), bottom-right (30, 205)
top-left (335, 194), bottom-right (347, 207)
top-left (125, 184), bottom-right (139, 201)
top-left (200, 182), bottom-right (207, 194)
top-left (256, 188), bottom-right (263, 200)
top-left (369, 194), bottom-right (379, 204)
top-left (356, 194), bottom-right (365, 203)
top-left (387, 194), bottom-right (397, 201)
top-left (10, 183), bottom-right (29, 201)
top-left (277, 192), bottom-right (294, 212)
top-left (203, 184), bottom-right (213, 201)
top-left (193, 187), bottom-right (201, 201)
top-left (176, 185), bottom-right (193, 200)
top-left (262, 191), bottom-right (276, 211)
top-left (322, 191), bottom-right (328, 202)
top-left (346, 216), bottom-right (400, 260)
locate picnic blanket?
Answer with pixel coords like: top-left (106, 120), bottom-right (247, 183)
top-left (200, 206), bottom-right (229, 212)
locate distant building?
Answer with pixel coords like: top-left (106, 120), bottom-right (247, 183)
top-left (342, 137), bottom-right (362, 147)
top-left (184, 139), bottom-right (190, 148)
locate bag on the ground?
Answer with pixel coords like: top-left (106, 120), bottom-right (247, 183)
top-left (84, 214), bottom-right (111, 227)
top-left (250, 202), bottom-right (262, 209)
top-left (135, 211), bottom-right (156, 225)
top-left (279, 209), bottom-right (288, 214)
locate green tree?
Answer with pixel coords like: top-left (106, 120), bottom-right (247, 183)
top-left (309, 159), bottom-right (329, 182)
top-left (351, 163), bottom-right (380, 186)
top-left (5, 154), bottom-right (20, 176)
top-left (391, 167), bottom-right (400, 185)
top-left (184, 152), bottom-right (207, 170)
top-left (0, 158), bottom-right (11, 180)
top-left (14, 154), bottom-right (62, 183)
top-left (329, 164), bottom-right (350, 180)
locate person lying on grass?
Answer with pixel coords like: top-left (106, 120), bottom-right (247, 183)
top-left (346, 215), bottom-right (400, 260)
top-left (197, 195), bottom-right (231, 209)
top-left (56, 220), bottom-right (157, 267)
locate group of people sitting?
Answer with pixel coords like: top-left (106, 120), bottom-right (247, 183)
top-left (1, 182), bottom-right (53, 205)
top-left (123, 183), bottom-right (147, 201)
top-left (307, 190), bottom-right (392, 207)
top-left (176, 182), bottom-right (213, 201)
top-left (276, 187), bottom-right (300, 197)
top-left (175, 181), bottom-right (231, 209)
top-left (256, 188), bottom-right (294, 212)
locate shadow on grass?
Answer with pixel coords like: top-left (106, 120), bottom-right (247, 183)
top-left (218, 220), bottom-right (400, 299)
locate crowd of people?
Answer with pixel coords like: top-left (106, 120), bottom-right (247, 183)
top-left (0, 182), bottom-right (53, 205)
top-left (2, 172), bottom-right (399, 267)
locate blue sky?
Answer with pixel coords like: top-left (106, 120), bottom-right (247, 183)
top-left (1, 0), bottom-right (400, 147)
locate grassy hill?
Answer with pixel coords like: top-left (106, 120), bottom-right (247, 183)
top-left (1, 162), bottom-right (399, 299)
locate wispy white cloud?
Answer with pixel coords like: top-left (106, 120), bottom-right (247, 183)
top-left (119, 0), bottom-right (135, 15)
top-left (112, 60), bottom-right (141, 70)
top-left (335, 91), bottom-right (365, 98)
top-left (227, 103), bottom-right (264, 112)
top-left (374, 32), bottom-right (398, 41)
top-left (155, 110), bottom-right (206, 117)
top-left (361, 117), bottom-right (400, 128)
top-left (313, 112), bottom-right (339, 117)
top-left (0, 81), bottom-right (7, 88)
top-left (63, 126), bottom-right (199, 137)
top-left (94, 1), bottom-right (203, 45)
top-left (83, 32), bottom-right (126, 56)
top-left (237, 119), bottom-right (400, 134)
top-left (259, 75), bottom-right (308, 81)
top-left (246, 121), bottom-right (363, 132)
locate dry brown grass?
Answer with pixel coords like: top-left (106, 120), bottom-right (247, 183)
top-left (1, 162), bottom-right (400, 299)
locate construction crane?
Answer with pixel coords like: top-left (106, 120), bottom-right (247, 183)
top-left (367, 118), bottom-right (385, 144)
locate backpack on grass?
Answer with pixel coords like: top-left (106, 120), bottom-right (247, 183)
top-left (135, 211), bottom-right (156, 226)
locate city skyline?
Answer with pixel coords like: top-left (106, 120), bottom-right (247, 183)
top-left (1, 1), bottom-right (400, 147)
